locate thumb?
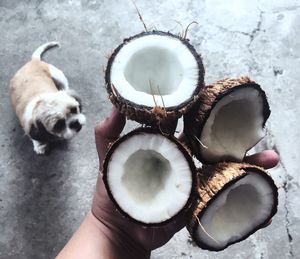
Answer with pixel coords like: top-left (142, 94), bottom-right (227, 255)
top-left (94, 108), bottom-right (126, 168)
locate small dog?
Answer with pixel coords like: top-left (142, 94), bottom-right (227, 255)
top-left (10, 42), bottom-right (86, 154)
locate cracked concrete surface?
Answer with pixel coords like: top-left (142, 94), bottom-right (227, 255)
top-left (0, 0), bottom-right (299, 258)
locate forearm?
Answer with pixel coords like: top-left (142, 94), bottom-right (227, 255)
top-left (56, 211), bottom-right (150, 259)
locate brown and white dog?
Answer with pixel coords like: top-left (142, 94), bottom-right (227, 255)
top-left (10, 42), bottom-right (86, 154)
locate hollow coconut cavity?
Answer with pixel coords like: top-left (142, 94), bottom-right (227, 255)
top-left (184, 77), bottom-right (270, 163)
top-left (105, 31), bottom-right (205, 125)
top-left (102, 128), bottom-right (196, 226)
top-left (187, 163), bottom-right (278, 251)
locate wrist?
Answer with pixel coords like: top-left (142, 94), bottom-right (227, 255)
top-left (90, 210), bottom-right (151, 259)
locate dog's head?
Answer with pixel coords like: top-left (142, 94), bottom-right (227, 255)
top-left (28, 91), bottom-right (86, 142)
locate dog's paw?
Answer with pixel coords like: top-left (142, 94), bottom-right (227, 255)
top-left (32, 140), bottom-right (48, 155)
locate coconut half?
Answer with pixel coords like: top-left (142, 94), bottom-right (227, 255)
top-left (105, 31), bottom-right (205, 126)
top-left (187, 163), bottom-right (278, 251)
top-left (184, 77), bottom-right (270, 164)
top-left (102, 128), bottom-right (196, 226)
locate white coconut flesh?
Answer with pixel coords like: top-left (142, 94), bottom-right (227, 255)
top-left (200, 87), bottom-right (265, 162)
top-left (110, 34), bottom-right (199, 108)
top-left (196, 171), bottom-right (275, 250)
top-left (107, 133), bottom-right (193, 224)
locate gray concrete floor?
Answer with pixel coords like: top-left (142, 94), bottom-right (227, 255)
top-left (0, 0), bottom-right (299, 258)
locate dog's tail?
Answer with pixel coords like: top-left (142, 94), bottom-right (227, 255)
top-left (31, 42), bottom-right (60, 60)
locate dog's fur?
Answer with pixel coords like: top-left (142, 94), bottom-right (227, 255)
top-left (10, 42), bottom-right (86, 154)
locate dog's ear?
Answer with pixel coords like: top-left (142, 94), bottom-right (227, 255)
top-left (29, 120), bottom-right (51, 142)
top-left (66, 90), bottom-right (83, 112)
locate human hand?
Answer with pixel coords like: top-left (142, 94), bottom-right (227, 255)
top-left (91, 108), bottom-right (279, 255)
top-left (92, 109), bottom-right (184, 257)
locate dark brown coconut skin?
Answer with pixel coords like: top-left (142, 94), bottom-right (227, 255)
top-left (105, 30), bottom-right (205, 127)
top-left (186, 163), bottom-right (278, 251)
top-left (102, 127), bottom-right (197, 227)
top-left (183, 77), bottom-right (271, 164)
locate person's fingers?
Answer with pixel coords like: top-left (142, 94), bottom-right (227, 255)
top-left (94, 108), bottom-right (126, 167)
top-left (163, 215), bottom-right (186, 234)
top-left (244, 150), bottom-right (279, 169)
top-left (245, 151), bottom-right (277, 228)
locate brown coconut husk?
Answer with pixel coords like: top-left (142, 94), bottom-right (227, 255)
top-left (102, 127), bottom-right (197, 226)
top-left (105, 30), bottom-right (205, 127)
top-left (183, 77), bottom-right (271, 164)
top-left (187, 162), bottom-right (278, 251)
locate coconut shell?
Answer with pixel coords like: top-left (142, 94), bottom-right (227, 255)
top-left (105, 30), bottom-right (205, 127)
top-left (183, 76), bottom-right (271, 164)
top-left (102, 127), bottom-right (197, 226)
top-left (187, 162), bottom-right (278, 251)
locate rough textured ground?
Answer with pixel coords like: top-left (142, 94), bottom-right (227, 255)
top-left (0, 0), bottom-right (299, 258)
